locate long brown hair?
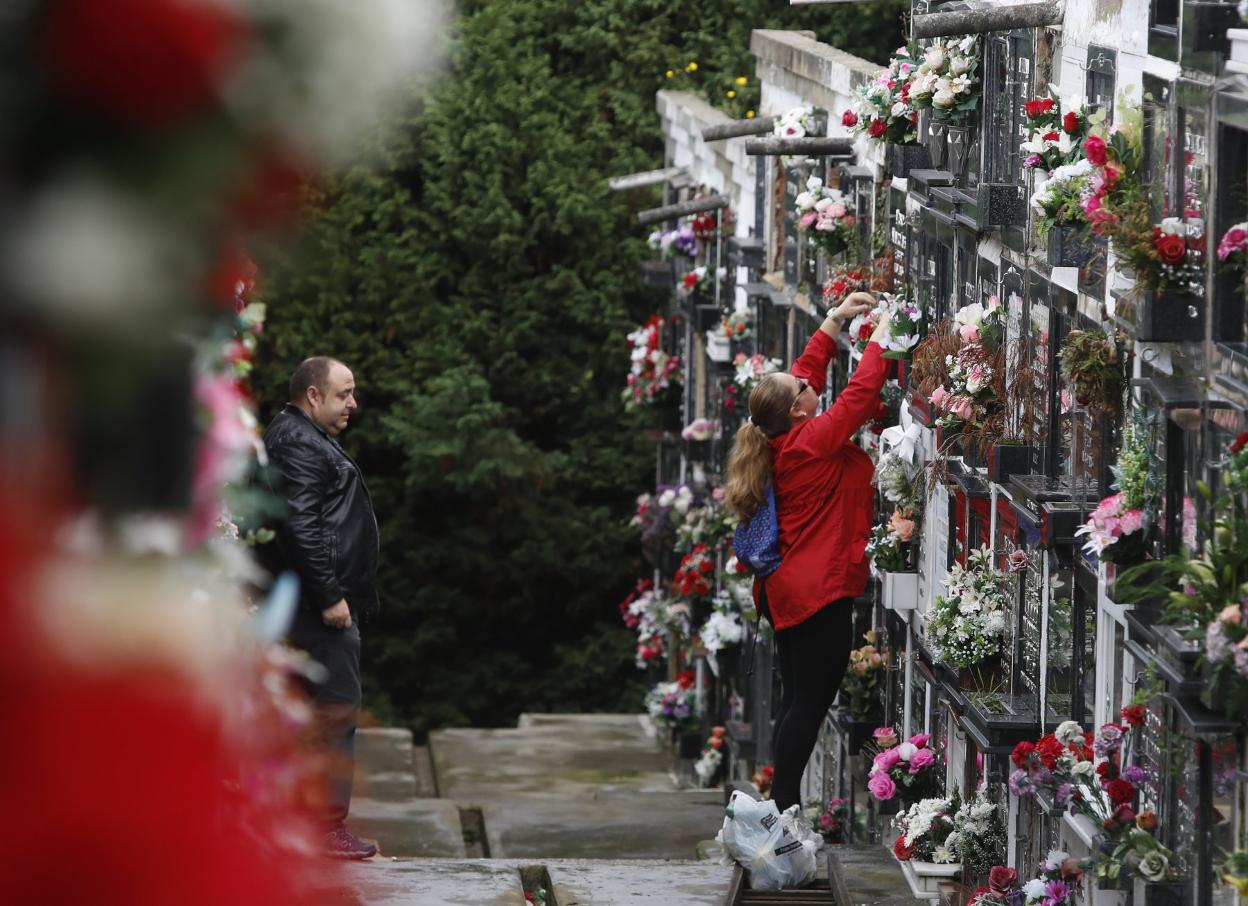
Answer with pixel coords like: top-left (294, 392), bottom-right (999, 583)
top-left (724, 373), bottom-right (795, 522)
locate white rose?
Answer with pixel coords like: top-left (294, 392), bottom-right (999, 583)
top-left (1055, 720), bottom-right (1084, 745)
top-left (658, 490), bottom-right (675, 507)
top-left (933, 89), bottom-right (956, 109)
top-left (924, 46), bottom-right (947, 69)
top-left (815, 197), bottom-right (836, 212)
top-left (795, 191), bottom-right (814, 210)
top-left (954, 302), bottom-right (984, 326)
top-left (1159, 217), bottom-right (1184, 236)
top-left (898, 742), bottom-right (917, 761)
top-left (935, 77), bottom-right (952, 94)
top-left (806, 175), bottom-right (823, 192)
top-left (950, 56), bottom-right (971, 76)
top-left (1024, 880), bottom-right (1047, 900)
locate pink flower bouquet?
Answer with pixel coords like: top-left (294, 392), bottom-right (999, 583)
top-left (867, 728), bottom-right (941, 805)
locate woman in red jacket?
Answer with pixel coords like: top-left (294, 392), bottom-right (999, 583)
top-left (725, 293), bottom-right (891, 814)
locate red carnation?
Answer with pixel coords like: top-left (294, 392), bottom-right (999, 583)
top-left (1084, 134), bottom-right (1108, 166)
top-left (1096, 761), bottom-right (1112, 779)
top-left (1062, 111), bottom-right (1080, 134)
top-left (1156, 233), bottom-right (1187, 266)
top-left (42, 0), bottom-right (249, 128)
top-left (893, 835), bottom-right (916, 861)
top-left (1107, 778), bottom-right (1136, 805)
top-left (1035, 734), bottom-right (1064, 770)
top-left (842, 110), bottom-right (858, 128)
top-left (868, 119), bottom-right (887, 138)
top-left (1120, 705), bottom-right (1146, 727)
top-left (1231, 432), bottom-right (1248, 455)
top-left (1024, 98), bottom-right (1055, 118)
top-left (676, 670), bottom-right (696, 689)
top-left (1042, 131), bottom-right (1060, 143)
top-left (1011, 740), bottom-right (1034, 768)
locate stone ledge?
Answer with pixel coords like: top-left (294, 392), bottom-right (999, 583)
top-left (751, 29), bottom-right (881, 98)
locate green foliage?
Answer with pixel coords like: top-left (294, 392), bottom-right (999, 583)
top-left (254, 0), bottom-right (905, 737)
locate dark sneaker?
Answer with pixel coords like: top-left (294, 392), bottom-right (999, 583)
top-left (325, 825), bottom-right (378, 860)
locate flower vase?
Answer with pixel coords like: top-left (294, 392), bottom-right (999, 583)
top-left (678, 730), bottom-right (703, 760)
top-left (945, 124), bottom-right (971, 179)
top-left (957, 656), bottom-right (1005, 692)
top-left (684, 438), bottom-right (711, 463)
top-left (1136, 879), bottom-right (1187, 906)
top-left (879, 569), bottom-right (919, 612)
top-left (988, 444), bottom-right (1032, 483)
top-left (1135, 289), bottom-right (1204, 343)
top-left (926, 121), bottom-right (948, 170)
top-left (901, 859), bottom-right (962, 897)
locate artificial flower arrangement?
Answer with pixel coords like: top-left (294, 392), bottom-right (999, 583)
top-left (1058, 328), bottom-right (1121, 414)
top-left (620, 579), bottom-right (689, 668)
top-left (624, 315), bottom-right (682, 411)
top-left (1010, 712), bottom-right (1174, 885)
top-left (844, 46), bottom-right (921, 144)
top-left (733, 352), bottom-right (783, 396)
top-left (867, 727), bottom-right (941, 805)
top-left (841, 631), bottom-right (886, 720)
top-left (672, 543), bottom-right (716, 602)
top-left (633, 483), bottom-right (697, 554)
top-left (699, 558), bottom-right (755, 655)
top-left (907, 35), bottom-right (981, 124)
top-left (753, 764), bottom-right (775, 796)
top-left (692, 207), bottom-right (735, 241)
top-left (1079, 113), bottom-right (1205, 294)
top-left (681, 418), bottom-right (717, 442)
top-left (927, 546), bottom-right (1010, 670)
top-left (645, 672), bottom-right (700, 733)
top-left (722, 309), bottom-right (753, 340)
top-left (846, 306), bottom-right (883, 355)
top-left (823, 264), bottom-right (871, 314)
top-left (804, 797), bottom-right (852, 844)
top-left (693, 726), bottom-right (727, 787)
top-left (877, 294), bottom-right (926, 360)
top-left (874, 446), bottom-right (925, 514)
top-left (674, 487), bottom-right (738, 555)
top-left (891, 795), bottom-right (961, 865)
top-left (1217, 222), bottom-right (1248, 273)
top-left (1019, 853), bottom-right (1084, 906)
top-left (1075, 415), bottom-right (1155, 564)
top-left (1021, 95), bottom-right (1093, 173)
top-left (866, 510), bottom-right (918, 572)
top-left (919, 298), bottom-right (1006, 434)
top-left (775, 105), bottom-right (820, 166)
top-left (647, 222), bottom-right (698, 259)
top-left (794, 175), bottom-right (857, 258)
top-left (1030, 158), bottom-right (1096, 236)
top-left (679, 265), bottom-right (712, 297)
top-left (953, 794), bottom-right (1008, 879)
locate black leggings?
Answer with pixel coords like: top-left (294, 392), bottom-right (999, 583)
top-left (769, 599), bottom-right (854, 813)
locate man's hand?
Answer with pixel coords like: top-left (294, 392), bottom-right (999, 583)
top-left (323, 599), bottom-right (353, 629)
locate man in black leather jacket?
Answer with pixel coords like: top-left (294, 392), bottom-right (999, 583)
top-left (263, 355), bottom-right (380, 859)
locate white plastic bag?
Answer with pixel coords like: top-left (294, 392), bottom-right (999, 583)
top-left (715, 791), bottom-right (820, 891)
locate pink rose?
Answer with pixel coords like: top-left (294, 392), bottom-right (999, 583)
top-left (1084, 134), bottom-right (1107, 166)
top-left (873, 727), bottom-right (898, 747)
top-left (827, 202), bottom-right (847, 219)
top-left (908, 733), bottom-right (929, 748)
top-left (1118, 509), bottom-right (1144, 535)
top-left (868, 772), bottom-right (897, 801)
top-left (908, 748), bottom-right (935, 773)
top-left (874, 747), bottom-right (902, 772)
top-left (815, 214), bottom-right (838, 232)
top-left (1219, 604), bottom-right (1242, 625)
top-left (930, 385), bottom-right (950, 409)
top-left (949, 395), bottom-right (974, 420)
top-left (1218, 226), bottom-right (1248, 261)
top-left (959, 323), bottom-right (979, 343)
top-left (800, 212), bottom-right (818, 229)
top-left (889, 511), bottom-right (916, 542)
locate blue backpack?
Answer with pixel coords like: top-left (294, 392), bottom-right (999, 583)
top-left (733, 486), bottom-right (781, 577)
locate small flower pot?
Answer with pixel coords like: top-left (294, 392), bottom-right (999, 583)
top-left (900, 858), bottom-right (962, 896)
top-left (1134, 289), bottom-right (1205, 343)
top-left (926, 121), bottom-right (948, 170)
top-left (988, 444), bottom-right (1033, 483)
top-left (1137, 879), bottom-right (1187, 906)
top-left (889, 142), bottom-right (932, 178)
top-left (1047, 224), bottom-right (1097, 269)
top-left (879, 569), bottom-right (919, 611)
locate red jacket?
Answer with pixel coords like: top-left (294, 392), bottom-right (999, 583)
top-left (755, 332), bottom-right (889, 630)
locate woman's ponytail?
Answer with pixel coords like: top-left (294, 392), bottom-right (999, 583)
top-left (725, 419), bottom-right (772, 523)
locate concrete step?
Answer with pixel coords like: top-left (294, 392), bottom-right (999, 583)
top-left (322, 857), bottom-right (734, 906)
top-left (346, 797), bottom-right (468, 858)
top-left (354, 727), bottom-right (418, 802)
top-left (482, 789), bottom-right (726, 860)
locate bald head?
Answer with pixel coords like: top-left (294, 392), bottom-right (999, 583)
top-left (290, 356), bottom-right (357, 435)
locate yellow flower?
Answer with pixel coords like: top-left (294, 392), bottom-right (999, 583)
top-left (727, 90), bottom-right (736, 98)
top-left (735, 76), bottom-right (748, 86)
top-left (745, 110), bottom-right (755, 119)
top-left (665, 70), bottom-right (674, 78)
top-left (686, 61), bottom-right (698, 72)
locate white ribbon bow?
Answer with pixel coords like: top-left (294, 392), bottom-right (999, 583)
top-left (880, 422), bottom-right (923, 464)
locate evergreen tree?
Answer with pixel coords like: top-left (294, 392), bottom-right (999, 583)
top-left (255, 0), bottom-right (906, 737)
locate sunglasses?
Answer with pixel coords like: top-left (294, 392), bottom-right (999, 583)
top-left (792, 379), bottom-right (809, 407)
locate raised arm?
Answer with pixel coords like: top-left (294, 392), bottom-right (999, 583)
top-left (270, 437), bottom-right (344, 610)
top-left (792, 293), bottom-right (875, 394)
top-left (800, 309), bottom-right (893, 454)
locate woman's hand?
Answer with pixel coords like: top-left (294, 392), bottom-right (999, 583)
top-left (870, 308), bottom-right (893, 344)
top-left (820, 292), bottom-right (875, 337)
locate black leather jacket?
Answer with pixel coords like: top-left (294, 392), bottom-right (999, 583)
top-left (262, 404), bottom-right (380, 622)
